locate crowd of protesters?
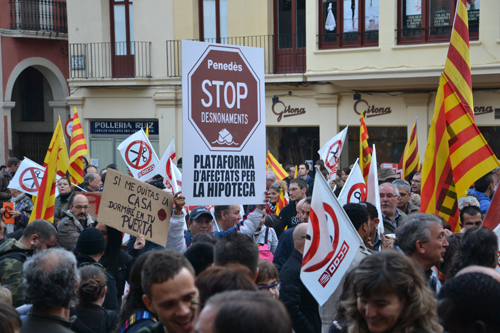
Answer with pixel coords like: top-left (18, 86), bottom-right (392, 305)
top-left (1, 156), bottom-right (500, 333)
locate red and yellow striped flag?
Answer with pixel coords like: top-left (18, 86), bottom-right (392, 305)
top-left (30, 128), bottom-right (65, 223)
top-left (401, 120), bottom-right (421, 180)
top-left (444, 0), bottom-right (473, 119)
top-left (43, 118), bottom-right (69, 179)
top-left (266, 151), bottom-right (288, 180)
top-left (275, 189), bottom-right (288, 216)
top-left (69, 108), bottom-right (90, 184)
top-left (421, 74), bottom-right (499, 232)
top-left (359, 112), bottom-right (372, 183)
top-left (421, 0), bottom-right (500, 232)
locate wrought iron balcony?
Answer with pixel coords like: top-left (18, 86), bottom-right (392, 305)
top-left (166, 34), bottom-right (306, 77)
top-left (69, 42), bottom-right (151, 79)
top-left (9, 0), bottom-right (67, 33)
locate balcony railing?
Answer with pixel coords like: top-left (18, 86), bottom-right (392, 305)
top-left (69, 42), bottom-right (151, 79)
top-left (166, 34), bottom-right (306, 77)
top-left (10, 0), bottom-right (67, 33)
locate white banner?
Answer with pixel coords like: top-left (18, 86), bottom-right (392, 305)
top-left (366, 145), bottom-right (384, 234)
top-left (117, 129), bottom-right (159, 182)
top-left (494, 224), bottom-right (500, 273)
top-left (338, 159), bottom-right (366, 206)
top-left (9, 158), bottom-right (60, 197)
top-left (318, 126), bottom-right (348, 183)
top-left (181, 40), bottom-right (266, 205)
top-left (170, 159), bottom-right (182, 194)
top-left (155, 136), bottom-right (177, 190)
top-left (301, 171), bottom-right (363, 306)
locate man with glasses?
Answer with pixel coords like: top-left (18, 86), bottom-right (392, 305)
top-left (410, 171), bottom-right (422, 207)
top-left (57, 194), bottom-right (96, 250)
top-left (379, 183), bottom-right (407, 235)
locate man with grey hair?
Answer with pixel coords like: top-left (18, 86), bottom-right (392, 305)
top-left (393, 179), bottom-right (419, 216)
top-left (266, 170), bottom-right (277, 190)
top-left (21, 248), bottom-right (79, 332)
top-left (82, 172), bottom-right (102, 192)
top-left (395, 213), bottom-right (449, 290)
top-left (379, 182), bottom-right (406, 234)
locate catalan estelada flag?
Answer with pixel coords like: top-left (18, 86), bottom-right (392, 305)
top-left (275, 189), bottom-right (288, 216)
top-left (43, 118), bottom-right (69, 179)
top-left (421, 0), bottom-right (500, 232)
top-left (68, 108), bottom-right (90, 184)
top-left (30, 127), bottom-right (64, 223)
top-left (359, 112), bottom-right (372, 183)
top-left (266, 151), bottom-right (288, 180)
top-left (399, 119), bottom-right (421, 180)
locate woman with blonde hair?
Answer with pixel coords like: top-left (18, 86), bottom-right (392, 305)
top-left (343, 251), bottom-right (442, 333)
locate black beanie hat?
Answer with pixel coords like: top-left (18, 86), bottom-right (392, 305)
top-left (75, 227), bottom-right (106, 255)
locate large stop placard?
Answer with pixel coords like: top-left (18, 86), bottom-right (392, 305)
top-left (182, 41), bottom-right (266, 206)
top-left (187, 46), bottom-right (261, 151)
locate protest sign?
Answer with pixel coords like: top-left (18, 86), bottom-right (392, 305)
top-left (181, 40), bottom-right (266, 205)
top-left (117, 129), bottom-right (159, 182)
top-left (337, 159), bottom-right (366, 206)
top-left (82, 192), bottom-right (102, 218)
top-left (318, 126), bottom-right (348, 184)
top-left (155, 136), bottom-right (177, 190)
top-left (2, 202), bottom-right (14, 225)
top-left (97, 169), bottom-right (173, 246)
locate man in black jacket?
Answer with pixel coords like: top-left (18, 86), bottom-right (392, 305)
top-left (279, 178), bottom-right (307, 230)
top-left (279, 223), bottom-right (321, 333)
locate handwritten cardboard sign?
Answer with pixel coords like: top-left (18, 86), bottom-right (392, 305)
top-left (98, 169), bottom-right (173, 246)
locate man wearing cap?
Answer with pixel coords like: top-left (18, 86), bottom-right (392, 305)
top-left (166, 193), bottom-right (263, 252)
top-left (378, 167), bottom-right (399, 185)
top-left (74, 227), bottom-right (119, 311)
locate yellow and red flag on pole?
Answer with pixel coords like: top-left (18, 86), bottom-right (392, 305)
top-left (421, 0), bottom-right (500, 233)
top-left (399, 119), bottom-right (421, 180)
top-left (266, 151), bottom-right (288, 180)
top-left (275, 189), bottom-right (288, 216)
top-left (145, 125), bottom-right (149, 138)
top-left (68, 107), bottom-right (90, 184)
top-left (43, 118), bottom-right (69, 179)
top-left (30, 127), bottom-right (65, 223)
top-left (359, 112), bottom-right (372, 183)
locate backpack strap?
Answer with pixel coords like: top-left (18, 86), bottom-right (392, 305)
top-left (264, 227), bottom-right (269, 244)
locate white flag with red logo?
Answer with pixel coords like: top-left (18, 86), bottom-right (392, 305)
top-left (338, 159), bottom-right (366, 206)
top-left (318, 126), bottom-right (348, 184)
top-left (170, 159), bottom-right (182, 194)
top-left (9, 157), bottom-right (61, 197)
top-left (366, 145), bottom-right (384, 234)
top-left (117, 129), bottom-right (159, 182)
top-left (155, 136), bottom-right (177, 189)
top-left (300, 171), bottom-right (364, 306)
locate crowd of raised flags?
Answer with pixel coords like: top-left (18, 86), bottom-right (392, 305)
top-left (2, 1), bottom-right (500, 331)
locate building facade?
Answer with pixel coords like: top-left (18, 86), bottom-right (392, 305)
top-left (65, 0), bottom-right (500, 173)
top-left (0, 0), bottom-right (69, 165)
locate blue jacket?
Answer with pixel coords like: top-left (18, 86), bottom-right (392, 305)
top-left (467, 188), bottom-right (491, 214)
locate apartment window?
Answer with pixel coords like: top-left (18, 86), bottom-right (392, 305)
top-left (318, 0), bottom-right (379, 49)
top-left (199, 0), bottom-right (228, 43)
top-left (397, 0), bottom-right (479, 44)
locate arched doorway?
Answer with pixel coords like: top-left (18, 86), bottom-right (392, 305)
top-left (5, 58), bottom-right (69, 164)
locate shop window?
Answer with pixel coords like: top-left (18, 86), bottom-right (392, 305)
top-left (478, 127), bottom-right (500, 160)
top-left (266, 127), bottom-right (320, 166)
top-left (318, 0), bottom-right (379, 49)
top-left (199, 0), bottom-right (228, 43)
top-left (397, 0), bottom-right (479, 45)
top-left (340, 126), bottom-right (407, 167)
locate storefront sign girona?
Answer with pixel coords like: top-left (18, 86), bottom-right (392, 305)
top-left (474, 106), bottom-right (494, 116)
top-left (353, 99), bottom-right (392, 117)
top-left (272, 101), bottom-right (306, 122)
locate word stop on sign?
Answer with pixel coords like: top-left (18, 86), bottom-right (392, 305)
top-left (201, 80), bottom-right (248, 109)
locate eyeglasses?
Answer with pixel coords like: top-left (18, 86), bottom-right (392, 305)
top-left (258, 282), bottom-right (282, 291)
top-left (73, 205), bottom-right (91, 210)
top-left (379, 194), bottom-right (397, 199)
